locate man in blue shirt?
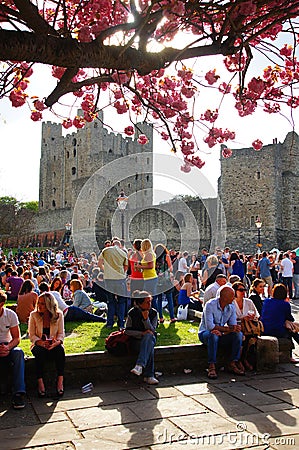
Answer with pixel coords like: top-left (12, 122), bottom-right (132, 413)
top-left (199, 286), bottom-right (243, 379)
top-left (258, 252), bottom-right (273, 296)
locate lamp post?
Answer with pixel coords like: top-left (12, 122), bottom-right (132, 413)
top-left (116, 189), bottom-right (128, 240)
top-left (255, 216), bottom-right (262, 254)
top-left (65, 222), bottom-right (72, 245)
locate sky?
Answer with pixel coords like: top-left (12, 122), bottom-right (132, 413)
top-left (0, 54), bottom-right (298, 203)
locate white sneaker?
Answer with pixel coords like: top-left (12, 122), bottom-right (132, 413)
top-left (144, 376), bottom-right (159, 385)
top-left (131, 365), bottom-right (143, 376)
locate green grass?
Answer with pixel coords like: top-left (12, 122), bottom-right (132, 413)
top-left (18, 315), bottom-right (200, 357)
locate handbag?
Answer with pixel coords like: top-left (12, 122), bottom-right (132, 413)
top-left (177, 304), bottom-right (188, 321)
top-left (241, 319), bottom-right (264, 336)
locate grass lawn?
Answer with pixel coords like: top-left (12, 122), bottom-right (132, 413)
top-left (18, 315), bottom-right (200, 357)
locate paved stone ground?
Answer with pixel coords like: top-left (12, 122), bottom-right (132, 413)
top-left (1, 360), bottom-right (299, 450)
top-left (1, 300), bottom-right (299, 450)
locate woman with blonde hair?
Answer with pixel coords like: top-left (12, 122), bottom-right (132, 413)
top-left (28, 292), bottom-right (65, 397)
top-left (201, 255), bottom-right (223, 289)
top-left (135, 238), bottom-right (158, 309)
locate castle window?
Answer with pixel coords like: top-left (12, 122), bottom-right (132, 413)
top-left (71, 167), bottom-right (76, 175)
top-left (135, 174), bottom-right (138, 180)
top-left (53, 172), bottom-right (56, 178)
top-left (73, 138), bottom-right (77, 146)
top-left (66, 151), bottom-right (70, 158)
top-left (128, 183), bottom-right (131, 188)
top-left (88, 219), bottom-right (91, 226)
top-left (255, 171), bottom-right (261, 180)
top-left (51, 137), bottom-right (55, 141)
top-left (52, 200), bottom-right (56, 207)
top-left (176, 213), bottom-right (186, 228)
top-left (147, 157), bottom-right (150, 164)
top-left (73, 148), bottom-right (76, 157)
top-left (54, 155), bottom-right (56, 161)
top-left (108, 149), bottom-right (113, 154)
top-left (65, 201), bottom-right (67, 206)
top-left (250, 216), bottom-right (255, 227)
top-left (41, 201), bottom-right (43, 208)
top-left (53, 187), bottom-right (56, 194)
top-left (146, 175), bottom-right (150, 182)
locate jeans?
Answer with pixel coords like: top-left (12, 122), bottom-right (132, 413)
top-left (131, 333), bottom-right (156, 377)
top-left (282, 277), bottom-right (293, 298)
top-left (157, 291), bottom-right (175, 320)
top-left (65, 306), bottom-right (106, 322)
top-left (143, 278), bottom-right (158, 310)
top-left (31, 345), bottom-right (65, 379)
top-left (199, 330), bottom-right (243, 364)
top-left (105, 279), bottom-right (127, 328)
top-left (0, 347), bottom-right (26, 394)
top-left (293, 274), bottom-right (299, 298)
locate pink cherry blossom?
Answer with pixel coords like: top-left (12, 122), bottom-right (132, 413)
top-left (124, 126), bottom-right (134, 136)
top-left (205, 69), bottom-right (220, 85)
top-left (222, 147), bottom-right (233, 158)
top-left (31, 111), bottom-right (42, 121)
top-left (33, 100), bottom-right (46, 111)
top-left (62, 119), bottom-right (73, 129)
top-left (73, 116), bottom-right (85, 129)
top-left (252, 139), bottom-right (263, 151)
top-left (9, 89), bottom-right (27, 107)
top-left (137, 134), bottom-right (149, 145)
top-left (180, 162), bottom-right (191, 173)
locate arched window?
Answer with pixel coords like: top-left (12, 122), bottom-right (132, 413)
top-left (52, 200), bottom-right (56, 207)
top-left (73, 148), bottom-right (76, 157)
top-left (71, 167), bottom-right (76, 175)
top-left (66, 151), bottom-right (70, 158)
top-left (72, 138), bottom-right (77, 146)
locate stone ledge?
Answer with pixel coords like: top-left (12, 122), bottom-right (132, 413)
top-left (20, 336), bottom-right (293, 389)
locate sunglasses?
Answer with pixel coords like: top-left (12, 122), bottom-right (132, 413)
top-left (237, 288), bottom-right (246, 292)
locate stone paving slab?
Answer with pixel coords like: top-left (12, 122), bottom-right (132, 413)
top-left (145, 386), bottom-right (184, 398)
top-left (82, 418), bottom-right (181, 447)
top-left (151, 436), bottom-right (271, 449)
top-left (0, 421), bottom-right (80, 450)
top-left (169, 411), bottom-right (237, 436)
top-left (245, 377), bottom-right (299, 393)
top-left (128, 387), bottom-right (156, 401)
top-left (175, 381), bottom-right (220, 396)
top-left (237, 408), bottom-right (299, 438)
top-left (216, 382), bottom-right (284, 406)
top-left (73, 438), bottom-right (127, 449)
top-left (129, 396), bottom-right (206, 421)
top-left (68, 403), bottom-right (141, 430)
top-left (191, 391), bottom-right (260, 417)
top-left (37, 411), bottom-right (69, 424)
top-left (268, 388), bottom-right (299, 406)
top-left (26, 444), bottom-right (74, 450)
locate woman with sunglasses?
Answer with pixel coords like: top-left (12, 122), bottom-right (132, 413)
top-left (232, 281), bottom-right (259, 371)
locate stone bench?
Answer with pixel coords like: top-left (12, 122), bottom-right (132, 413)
top-left (1, 336), bottom-right (293, 392)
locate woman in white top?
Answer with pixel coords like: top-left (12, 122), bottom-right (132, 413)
top-left (232, 281), bottom-right (259, 371)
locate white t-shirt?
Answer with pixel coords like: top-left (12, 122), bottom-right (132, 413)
top-left (281, 258), bottom-right (294, 277)
top-left (0, 308), bottom-right (19, 342)
top-left (178, 257), bottom-right (188, 273)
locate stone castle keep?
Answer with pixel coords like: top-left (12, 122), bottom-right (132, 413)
top-left (28, 113), bottom-right (299, 254)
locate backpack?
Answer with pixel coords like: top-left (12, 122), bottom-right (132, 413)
top-left (105, 330), bottom-right (131, 356)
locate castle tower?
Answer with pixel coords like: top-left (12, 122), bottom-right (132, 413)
top-left (218, 131), bottom-right (299, 252)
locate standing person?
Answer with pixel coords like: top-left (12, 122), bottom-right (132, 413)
top-left (229, 252), bottom-right (245, 282)
top-left (280, 253), bottom-right (294, 299)
top-left (198, 286), bottom-right (244, 379)
top-left (128, 239), bottom-right (144, 295)
top-left (246, 255), bottom-right (256, 284)
top-left (257, 252), bottom-right (273, 297)
top-left (178, 251), bottom-right (189, 274)
top-left (291, 251), bottom-right (299, 299)
top-left (98, 238), bottom-right (128, 329)
top-left (125, 291), bottom-right (159, 385)
top-left (16, 279), bottom-right (38, 324)
top-left (28, 292), bottom-right (65, 397)
top-left (0, 290), bottom-right (26, 409)
top-left (135, 239), bottom-right (158, 310)
top-left (189, 254), bottom-right (200, 290)
top-left (154, 243), bottom-right (176, 324)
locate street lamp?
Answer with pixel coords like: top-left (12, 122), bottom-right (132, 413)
top-left (255, 216), bottom-right (262, 253)
top-left (65, 222), bottom-right (72, 245)
top-left (116, 189), bottom-right (128, 240)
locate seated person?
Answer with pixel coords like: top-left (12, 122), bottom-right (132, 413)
top-left (0, 290), bottom-right (26, 408)
top-left (70, 279), bottom-right (93, 313)
top-left (125, 290), bottom-right (159, 385)
top-left (28, 292), bottom-right (65, 397)
top-left (198, 285), bottom-right (244, 379)
top-left (16, 279), bottom-right (38, 323)
top-left (248, 278), bottom-right (266, 315)
top-left (178, 273), bottom-right (202, 312)
top-left (91, 269), bottom-right (109, 304)
top-left (203, 274), bottom-right (227, 305)
top-left (261, 283), bottom-right (299, 361)
top-left (5, 269), bottom-right (23, 301)
top-left (40, 281), bottom-right (106, 323)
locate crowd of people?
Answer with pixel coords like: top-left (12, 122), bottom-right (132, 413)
top-left (1, 241), bottom-right (299, 407)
